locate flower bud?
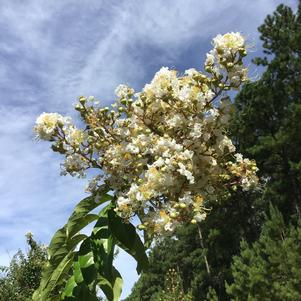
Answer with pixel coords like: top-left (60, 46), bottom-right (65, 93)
top-left (79, 96), bottom-right (87, 104)
top-left (75, 104), bottom-right (82, 111)
top-left (170, 212), bottom-right (178, 219)
top-left (205, 66), bottom-right (212, 72)
top-left (87, 137), bottom-right (94, 144)
top-left (199, 74), bottom-right (207, 80)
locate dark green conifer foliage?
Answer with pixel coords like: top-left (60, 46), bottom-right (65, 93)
top-left (232, 2), bottom-right (301, 219)
top-left (226, 206), bottom-right (301, 301)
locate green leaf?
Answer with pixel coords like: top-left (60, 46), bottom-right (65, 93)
top-left (73, 261), bottom-right (84, 284)
top-left (87, 204), bottom-right (123, 301)
top-left (34, 251), bottom-right (75, 301)
top-left (108, 209), bottom-right (149, 274)
top-left (62, 276), bottom-right (77, 298)
top-left (63, 282), bottom-right (100, 301)
top-left (66, 190), bottom-right (112, 239)
top-left (111, 266), bottom-right (123, 301)
top-left (66, 234), bottom-right (88, 250)
top-left (61, 204), bottom-right (123, 301)
top-left (34, 189), bottom-right (112, 301)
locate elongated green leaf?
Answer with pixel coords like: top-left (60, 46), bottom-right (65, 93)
top-left (74, 284), bottom-right (100, 301)
top-left (33, 251), bottom-right (75, 301)
top-left (61, 276), bottom-right (77, 298)
top-left (66, 191), bottom-right (112, 239)
top-left (34, 189), bottom-right (112, 301)
top-left (66, 234), bottom-right (88, 250)
top-left (111, 266), bottom-right (123, 301)
top-left (63, 282), bottom-right (100, 301)
top-left (61, 204), bottom-right (123, 301)
top-left (108, 210), bottom-right (149, 273)
top-left (91, 207), bottom-right (115, 281)
top-left (88, 205), bottom-right (123, 301)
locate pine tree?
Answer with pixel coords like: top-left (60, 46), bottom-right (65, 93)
top-left (231, 2), bottom-right (301, 220)
top-left (226, 206), bottom-right (301, 301)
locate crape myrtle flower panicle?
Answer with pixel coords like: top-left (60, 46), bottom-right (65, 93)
top-left (34, 32), bottom-right (258, 236)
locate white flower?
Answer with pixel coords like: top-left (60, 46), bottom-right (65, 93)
top-left (218, 136), bottom-right (236, 153)
top-left (234, 153), bottom-right (243, 162)
top-left (185, 68), bottom-right (198, 77)
top-left (229, 65), bottom-right (248, 86)
top-left (213, 32), bottom-right (245, 52)
top-left (190, 122), bottom-right (203, 138)
top-left (153, 157), bottom-right (165, 168)
top-left (179, 192), bottom-right (193, 205)
top-left (127, 183), bottom-right (144, 202)
top-left (205, 52), bottom-right (215, 66)
top-left (144, 67), bottom-right (178, 98)
top-left (65, 127), bottom-right (85, 148)
top-left (126, 143), bottom-right (140, 154)
top-left (166, 114), bottom-right (183, 128)
top-left (61, 154), bottom-right (89, 178)
top-left (117, 196), bottom-right (131, 207)
top-left (34, 112), bottom-right (68, 140)
top-left (194, 212), bottom-right (207, 222)
top-left (115, 84), bottom-right (134, 98)
top-left (164, 222), bottom-right (175, 232)
top-left (177, 163), bottom-right (195, 184)
top-left (85, 175), bottom-right (102, 193)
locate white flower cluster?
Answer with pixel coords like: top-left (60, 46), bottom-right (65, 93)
top-left (34, 32), bottom-right (258, 235)
top-left (34, 112), bottom-right (88, 177)
top-left (35, 113), bottom-right (70, 141)
top-left (205, 32), bottom-right (248, 88)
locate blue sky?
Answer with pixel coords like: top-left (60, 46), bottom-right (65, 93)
top-left (0, 0), bottom-right (297, 298)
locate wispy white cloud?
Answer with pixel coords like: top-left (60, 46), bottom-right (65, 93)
top-left (0, 0), bottom-right (297, 298)
top-left (0, 106), bottom-right (87, 247)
